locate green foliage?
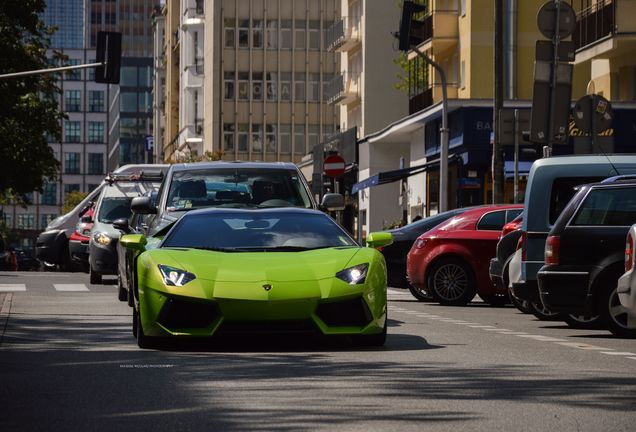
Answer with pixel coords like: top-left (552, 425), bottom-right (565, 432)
top-left (63, 191), bottom-right (88, 214)
top-left (0, 1), bottom-right (64, 201)
top-left (167, 150), bottom-right (225, 164)
top-left (393, 0), bottom-right (429, 94)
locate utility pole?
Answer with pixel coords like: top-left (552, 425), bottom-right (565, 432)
top-left (493, 0), bottom-right (505, 204)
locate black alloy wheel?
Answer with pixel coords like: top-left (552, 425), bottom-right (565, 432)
top-left (408, 285), bottom-right (434, 302)
top-left (601, 285), bottom-right (636, 338)
top-left (563, 313), bottom-right (602, 329)
top-left (89, 266), bottom-right (102, 285)
top-left (529, 301), bottom-right (564, 321)
top-left (428, 257), bottom-right (477, 306)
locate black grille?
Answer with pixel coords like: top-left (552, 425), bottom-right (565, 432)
top-left (217, 320), bottom-right (317, 335)
top-left (316, 297), bottom-right (372, 327)
top-left (158, 298), bottom-right (219, 329)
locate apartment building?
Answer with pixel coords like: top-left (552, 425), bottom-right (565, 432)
top-left (572, 0), bottom-right (636, 101)
top-left (159, 0), bottom-right (340, 164)
top-left (351, 0), bottom-right (569, 234)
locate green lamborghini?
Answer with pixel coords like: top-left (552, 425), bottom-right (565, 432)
top-left (121, 207), bottom-right (393, 348)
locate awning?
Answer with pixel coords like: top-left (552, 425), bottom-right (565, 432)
top-left (504, 161), bottom-right (533, 178)
top-left (352, 154), bottom-right (461, 194)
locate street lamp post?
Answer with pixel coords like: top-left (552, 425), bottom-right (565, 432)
top-left (411, 46), bottom-right (449, 213)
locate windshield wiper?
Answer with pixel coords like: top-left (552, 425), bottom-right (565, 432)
top-left (183, 246), bottom-right (240, 252)
top-left (232, 246), bottom-right (326, 252)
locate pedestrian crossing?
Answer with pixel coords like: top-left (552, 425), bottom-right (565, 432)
top-left (0, 283), bottom-right (103, 293)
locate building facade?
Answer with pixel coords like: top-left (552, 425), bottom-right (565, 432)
top-left (159, 0), bottom-right (341, 164)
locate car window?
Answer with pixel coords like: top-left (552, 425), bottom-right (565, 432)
top-left (549, 177), bottom-right (604, 224)
top-left (98, 197), bottom-right (133, 223)
top-left (506, 209), bottom-right (523, 223)
top-left (477, 211), bottom-right (506, 231)
top-left (571, 186), bottom-right (636, 226)
top-left (165, 168), bottom-right (312, 211)
top-left (163, 212), bottom-right (356, 250)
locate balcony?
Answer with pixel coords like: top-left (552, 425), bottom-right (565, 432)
top-left (408, 9), bottom-right (459, 57)
top-left (183, 62), bottom-right (203, 88)
top-left (326, 73), bottom-right (361, 106)
top-left (408, 83), bottom-right (458, 114)
top-left (325, 17), bottom-right (361, 52)
top-left (574, 0), bottom-right (636, 63)
top-left (183, 0), bottom-right (204, 19)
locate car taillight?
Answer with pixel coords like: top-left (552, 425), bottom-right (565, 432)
top-left (545, 235), bottom-right (560, 265)
top-left (413, 238), bottom-right (428, 249)
top-left (626, 233), bottom-right (634, 272)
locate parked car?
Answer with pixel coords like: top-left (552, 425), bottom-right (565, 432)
top-left (617, 223), bottom-right (636, 322)
top-left (121, 161), bottom-right (345, 306)
top-left (406, 205), bottom-right (523, 306)
top-left (379, 208), bottom-right (469, 298)
top-left (89, 168), bottom-right (167, 284)
top-left (68, 205), bottom-right (94, 272)
top-left (489, 213), bottom-right (523, 292)
top-left (35, 164), bottom-right (167, 271)
top-left (538, 175), bottom-right (636, 337)
top-left (120, 208), bottom-right (392, 348)
top-left (511, 155), bottom-right (636, 312)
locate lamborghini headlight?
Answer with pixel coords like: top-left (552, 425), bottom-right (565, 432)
top-left (93, 232), bottom-right (112, 246)
top-left (336, 263), bottom-right (369, 285)
top-left (158, 264), bottom-right (196, 287)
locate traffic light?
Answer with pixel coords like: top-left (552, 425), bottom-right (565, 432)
top-left (398, 1), bottom-right (427, 51)
top-left (95, 32), bottom-right (122, 84)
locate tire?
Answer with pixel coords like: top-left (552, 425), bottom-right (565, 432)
top-left (89, 266), bottom-right (102, 285)
top-left (509, 289), bottom-right (532, 314)
top-left (564, 313), bottom-right (602, 329)
top-left (529, 301), bottom-right (564, 321)
top-left (354, 318), bottom-right (387, 347)
top-left (600, 285), bottom-right (636, 338)
top-left (408, 285), bottom-right (433, 302)
top-left (117, 275), bottom-right (128, 302)
top-left (479, 293), bottom-right (510, 307)
top-left (428, 257), bottom-right (477, 306)
top-left (135, 305), bottom-right (157, 349)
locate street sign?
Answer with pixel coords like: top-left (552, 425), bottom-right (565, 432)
top-left (323, 154), bottom-right (346, 178)
top-left (573, 94), bottom-right (614, 134)
top-left (537, 1), bottom-right (576, 39)
top-left (499, 109), bottom-right (531, 146)
top-left (535, 40), bottom-right (576, 62)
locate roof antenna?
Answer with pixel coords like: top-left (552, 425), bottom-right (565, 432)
top-left (585, 80), bottom-right (619, 176)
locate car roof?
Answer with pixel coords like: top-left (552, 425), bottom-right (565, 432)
top-left (168, 161), bottom-right (300, 172)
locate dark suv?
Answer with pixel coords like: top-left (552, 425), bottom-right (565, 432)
top-left (537, 176), bottom-right (636, 338)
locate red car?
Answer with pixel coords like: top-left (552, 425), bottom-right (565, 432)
top-left (406, 205), bottom-right (523, 306)
top-left (68, 207), bottom-right (95, 272)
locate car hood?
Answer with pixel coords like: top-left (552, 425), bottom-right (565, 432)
top-left (148, 247), bottom-right (363, 282)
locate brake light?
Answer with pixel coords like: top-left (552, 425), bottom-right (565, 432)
top-left (413, 238), bottom-right (428, 249)
top-left (545, 235), bottom-right (560, 265)
top-left (626, 233), bottom-right (634, 272)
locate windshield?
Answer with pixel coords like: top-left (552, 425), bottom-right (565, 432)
top-left (162, 212), bottom-right (356, 251)
top-left (165, 168), bottom-right (313, 211)
top-left (97, 197), bottom-right (133, 223)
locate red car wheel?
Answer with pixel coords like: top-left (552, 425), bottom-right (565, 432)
top-left (428, 257), bottom-right (476, 306)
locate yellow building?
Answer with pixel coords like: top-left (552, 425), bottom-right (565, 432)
top-left (572, 0), bottom-right (636, 101)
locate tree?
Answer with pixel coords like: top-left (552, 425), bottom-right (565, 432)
top-left (63, 191), bottom-right (88, 214)
top-left (0, 1), bottom-right (64, 202)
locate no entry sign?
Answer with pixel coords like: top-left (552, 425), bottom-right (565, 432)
top-left (324, 154), bottom-right (346, 178)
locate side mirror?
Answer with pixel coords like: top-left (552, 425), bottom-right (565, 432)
top-left (320, 193), bottom-right (345, 212)
top-left (112, 218), bottom-right (130, 232)
top-left (131, 196), bottom-right (157, 214)
top-left (119, 234), bottom-right (147, 252)
top-left (366, 232), bottom-right (393, 249)
top-left (80, 215), bottom-right (93, 224)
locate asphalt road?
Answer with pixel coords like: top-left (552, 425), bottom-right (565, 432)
top-left (1, 271), bottom-right (636, 431)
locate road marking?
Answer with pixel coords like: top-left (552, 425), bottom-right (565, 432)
top-left (600, 351), bottom-right (636, 356)
top-left (496, 331), bottom-right (528, 335)
top-left (484, 328), bottom-right (512, 332)
top-left (54, 284), bottom-right (89, 292)
top-left (516, 334), bottom-right (567, 342)
top-left (469, 325), bottom-right (496, 329)
top-left (0, 284), bottom-right (26, 292)
top-left (555, 342), bottom-right (610, 351)
top-left (627, 357), bottom-right (636, 361)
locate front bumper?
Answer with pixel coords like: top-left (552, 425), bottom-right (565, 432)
top-left (36, 230), bottom-right (66, 264)
top-left (489, 258), bottom-right (505, 290)
top-left (510, 280), bottom-right (541, 304)
top-left (89, 239), bottom-right (119, 275)
top-left (69, 240), bottom-right (89, 265)
top-left (618, 269), bottom-right (636, 315)
top-left (537, 266), bottom-right (591, 314)
top-left (139, 278), bottom-right (387, 338)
